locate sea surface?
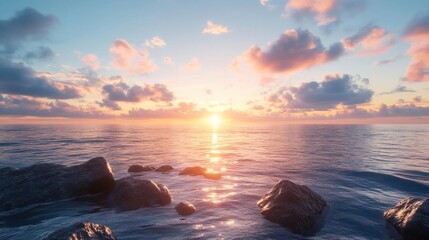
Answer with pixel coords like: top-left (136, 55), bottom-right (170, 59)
top-left (0, 124), bottom-right (428, 240)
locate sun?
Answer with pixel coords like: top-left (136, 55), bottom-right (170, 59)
top-left (210, 114), bottom-right (220, 128)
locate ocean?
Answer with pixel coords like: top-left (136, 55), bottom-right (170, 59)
top-left (0, 124), bottom-right (428, 239)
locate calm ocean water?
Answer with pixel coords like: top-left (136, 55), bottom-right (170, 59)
top-left (0, 124), bottom-right (428, 239)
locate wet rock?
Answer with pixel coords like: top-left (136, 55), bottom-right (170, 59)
top-left (0, 157), bottom-right (115, 212)
top-left (44, 222), bottom-right (117, 240)
top-left (384, 197), bottom-right (429, 240)
top-left (128, 164), bottom-right (155, 172)
top-left (203, 172), bottom-right (221, 180)
top-left (175, 201), bottom-right (196, 216)
top-left (155, 165), bottom-right (174, 172)
top-left (257, 179), bottom-right (328, 236)
top-left (179, 166), bottom-right (221, 180)
top-left (179, 166), bottom-right (206, 176)
top-left (109, 177), bottom-right (172, 211)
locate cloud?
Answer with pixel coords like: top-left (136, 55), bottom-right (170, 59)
top-left (102, 82), bottom-right (174, 103)
top-left (321, 104), bottom-right (429, 119)
top-left (0, 58), bottom-right (82, 99)
top-left (285, 0), bottom-right (365, 27)
top-left (128, 102), bottom-right (205, 119)
top-left (402, 14), bottom-right (429, 82)
top-left (0, 95), bottom-right (107, 118)
top-left (260, 0), bottom-right (274, 9)
top-left (380, 85), bottom-right (415, 95)
top-left (267, 73), bottom-right (373, 110)
top-left (243, 29), bottom-right (344, 76)
top-left (413, 96), bottom-right (422, 102)
top-left (0, 8), bottom-right (56, 47)
top-left (342, 25), bottom-right (394, 55)
top-left (202, 21), bottom-right (229, 35)
top-left (24, 46), bottom-right (55, 61)
top-left (81, 53), bottom-right (100, 70)
top-left (109, 39), bottom-right (157, 74)
top-left (373, 55), bottom-right (401, 67)
top-left (181, 58), bottom-right (201, 72)
top-left (163, 56), bottom-right (173, 65)
top-left (145, 36), bottom-right (166, 48)
top-left (96, 98), bottom-right (121, 111)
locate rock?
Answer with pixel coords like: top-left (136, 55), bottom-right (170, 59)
top-left (128, 164), bottom-right (155, 172)
top-left (179, 166), bottom-right (206, 176)
top-left (257, 179), bottom-right (328, 236)
top-left (108, 177), bottom-right (172, 211)
top-left (179, 166), bottom-right (221, 180)
top-left (155, 165), bottom-right (174, 172)
top-left (44, 222), bottom-right (116, 240)
top-left (175, 201), bottom-right (196, 216)
top-left (203, 172), bottom-right (221, 180)
top-left (0, 157), bottom-right (115, 212)
top-left (384, 197), bottom-right (429, 240)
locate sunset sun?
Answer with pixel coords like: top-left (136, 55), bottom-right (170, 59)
top-left (210, 114), bottom-right (220, 128)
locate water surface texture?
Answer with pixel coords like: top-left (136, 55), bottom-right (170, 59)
top-left (0, 124), bottom-right (428, 239)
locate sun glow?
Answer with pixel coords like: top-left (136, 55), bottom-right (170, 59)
top-left (210, 114), bottom-right (220, 128)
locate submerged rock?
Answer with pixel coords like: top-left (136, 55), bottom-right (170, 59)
top-left (44, 222), bottom-right (117, 240)
top-left (108, 177), bottom-right (172, 211)
top-left (128, 164), bottom-right (155, 172)
top-left (155, 165), bottom-right (174, 172)
top-left (179, 166), bottom-right (206, 176)
top-left (384, 197), bottom-right (429, 240)
top-left (257, 179), bottom-right (328, 236)
top-left (179, 166), bottom-right (221, 180)
top-left (175, 201), bottom-right (196, 216)
top-left (0, 157), bottom-right (115, 212)
top-left (203, 172), bottom-right (221, 180)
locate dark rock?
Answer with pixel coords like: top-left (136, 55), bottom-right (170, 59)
top-left (203, 172), bottom-right (221, 180)
top-left (128, 164), bottom-right (155, 172)
top-left (384, 197), bottom-right (429, 240)
top-left (257, 179), bottom-right (328, 236)
top-left (155, 165), bottom-right (174, 172)
top-left (0, 157), bottom-right (115, 212)
top-left (175, 201), bottom-right (196, 216)
top-left (44, 222), bottom-right (117, 240)
top-left (179, 166), bottom-right (206, 176)
top-left (108, 177), bottom-right (172, 211)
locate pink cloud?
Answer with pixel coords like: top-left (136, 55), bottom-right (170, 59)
top-left (145, 36), bottom-right (166, 48)
top-left (81, 53), bottom-right (100, 70)
top-left (181, 58), bottom-right (201, 72)
top-left (403, 14), bottom-right (429, 82)
top-left (243, 29), bottom-right (344, 76)
top-left (285, 0), bottom-right (365, 27)
top-left (202, 21), bottom-right (229, 35)
top-left (342, 25), bottom-right (394, 56)
top-left (163, 56), bottom-right (173, 65)
top-left (109, 39), bottom-right (157, 74)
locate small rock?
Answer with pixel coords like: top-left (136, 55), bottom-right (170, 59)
top-left (109, 177), bottom-right (172, 211)
top-left (179, 166), bottom-right (206, 176)
top-left (257, 179), bottom-right (328, 236)
top-left (384, 197), bottom-right (429, 240)
top-left (128, 164), bottom-right (155, 172)
top-left (175, 201), bottom-right (196, 216)
top-left (203, 172), bottom-right (221, 180)
top-left (155, 165), bottom-right (174, 172)
top-left (44, 222), bottom-right (117, 240)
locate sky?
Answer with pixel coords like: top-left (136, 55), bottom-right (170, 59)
top-left (0, 0), bottom-right (428, 124)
